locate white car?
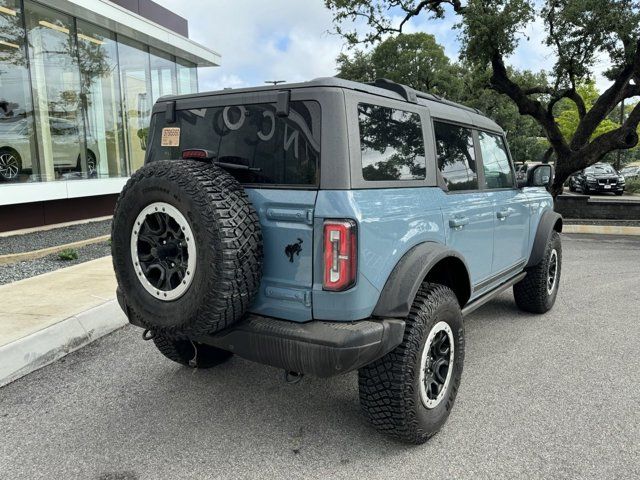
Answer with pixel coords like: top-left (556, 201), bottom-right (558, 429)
top-left (620, 165), bottom-right (640, 181)
top-left (0, 117), bottom-right (99, 181)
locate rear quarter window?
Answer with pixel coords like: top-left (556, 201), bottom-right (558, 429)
top-left (147, 101), bottom-right (320, 186)
top-left (357, 103), bottom-right (426, 181)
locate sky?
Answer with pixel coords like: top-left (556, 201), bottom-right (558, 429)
top-left (153, 0), bottom-right (611, 93)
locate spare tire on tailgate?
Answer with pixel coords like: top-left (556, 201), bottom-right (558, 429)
top-left (111, 160), bottom-right (263, 336)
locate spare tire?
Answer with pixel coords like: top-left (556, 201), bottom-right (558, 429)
top-left (111, 160), bottom-right (262, 336)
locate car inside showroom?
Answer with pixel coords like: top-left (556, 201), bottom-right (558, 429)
top-left (0, 0), bottom-right (219, 231)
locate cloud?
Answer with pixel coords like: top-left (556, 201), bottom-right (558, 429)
top-left (155, 0), bottom-right (615, 95)
top-left (153, 0), bottom-right (344, 92)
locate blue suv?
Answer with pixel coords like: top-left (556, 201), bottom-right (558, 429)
top-left (112, 78), bottom-right (563, 444)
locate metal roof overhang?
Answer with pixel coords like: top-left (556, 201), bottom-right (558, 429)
top-left (47, 0), bottom-right (221, 67)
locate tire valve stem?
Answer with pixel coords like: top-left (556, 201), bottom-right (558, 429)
top-left (142, 329), bottom-right (155, 341)
top-left (284, 370), bottom-right (304, 384)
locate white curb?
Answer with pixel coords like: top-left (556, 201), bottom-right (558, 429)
top-left (0, 300), bottom-right (126, 388)
top-left (563, 224), bottom-right (640, 236)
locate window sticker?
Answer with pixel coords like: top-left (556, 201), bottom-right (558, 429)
top-left (161, 127), bottom-right (180, 147)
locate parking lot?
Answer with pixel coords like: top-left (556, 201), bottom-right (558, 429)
top-left (1, 234), bottom-right (639, 480)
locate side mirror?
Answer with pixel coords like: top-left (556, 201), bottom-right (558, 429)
top-left (525, 164), bottom-right (553, 188)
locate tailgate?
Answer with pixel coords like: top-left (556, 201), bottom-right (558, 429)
top-left (245, 188), bottom-right (317, 322)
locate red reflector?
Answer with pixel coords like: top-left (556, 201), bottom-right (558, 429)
top-left (182, 149), bottom-right (209, 159)
top-left (323, 219), bottom-right (357, 291)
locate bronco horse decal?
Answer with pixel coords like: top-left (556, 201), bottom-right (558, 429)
top-left (285, 238), bottom-right (303, 262)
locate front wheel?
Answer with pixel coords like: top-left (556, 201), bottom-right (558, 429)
top-left (0, 149), bottom-right (22, 181)
top-left (513, 231), bottom-right (562, 313)
top-left (359, 283), bottom-right (464, 444)
top-left (153, 334), bottom-right (233, 368)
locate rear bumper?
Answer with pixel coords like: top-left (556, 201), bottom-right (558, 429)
top-left (117, 288), bottom-right (405, 377)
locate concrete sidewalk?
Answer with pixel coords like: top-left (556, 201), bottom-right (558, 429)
top-left (0, 256), bottom-right (126, 386)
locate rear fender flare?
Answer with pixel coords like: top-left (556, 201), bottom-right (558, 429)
top-left (372, 242), bottom-right (471, 318)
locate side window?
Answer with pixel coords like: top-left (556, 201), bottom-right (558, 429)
top-left (478, 131), bottom-right (514, 189)
top-left (358, 103), bottom-right (426, 181)
top-left (434, 121), bottom-right (478, 191)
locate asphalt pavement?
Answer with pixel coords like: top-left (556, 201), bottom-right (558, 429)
top-left (1, 234), bottom-right (639, 480)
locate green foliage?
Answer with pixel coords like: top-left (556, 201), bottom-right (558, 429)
top-left (555, 81), bottom-right (619, 141)
top-left (337, 33), bottom-right (548, 163)
top-left (625, 178), bottom-right (640, 194)
top-left (460, 0), bottom-right (535, 65)
top-left (337, 33), bottom-right (460, 98)
top-left (58, 249), bottom-right (79, 261)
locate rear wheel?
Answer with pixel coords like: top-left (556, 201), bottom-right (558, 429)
top-left (153, 334), bottom-right (233, 368)
top-left (513, 231), bottom-right (562, 313)
top-left (0, 149), bottom-right (21, 181)
top-left (359, 283), bottom-right (464, 444)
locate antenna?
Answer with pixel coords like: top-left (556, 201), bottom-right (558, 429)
top-left (265, 80), bottom-right (286, 86)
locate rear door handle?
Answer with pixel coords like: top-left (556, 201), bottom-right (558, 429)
top-left (449, 217), bottom-right (470, 229)
top-left (497, 209), bottom-right (511, 220)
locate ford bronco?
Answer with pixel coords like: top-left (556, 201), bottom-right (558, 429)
top-left (111, 78), bottom-right (562, 444)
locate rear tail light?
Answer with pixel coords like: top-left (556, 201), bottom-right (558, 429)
top-left (323, 219), bottom-right (357, 291)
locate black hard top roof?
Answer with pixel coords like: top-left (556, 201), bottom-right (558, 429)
top-left (158, 77), bottom-right (502, 132)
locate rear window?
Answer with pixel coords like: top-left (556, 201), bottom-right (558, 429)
top-left (147, 101), bottom-right (320, 186)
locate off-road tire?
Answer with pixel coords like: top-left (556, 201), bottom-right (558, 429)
top-left (153, 334), bottom-right (233, 368)
top-left (358, 283), bottom-right (464, 444)
top-left (111, 160), bottom-right (262, 337)
top-left (513, 231), bottom-right (562, 313)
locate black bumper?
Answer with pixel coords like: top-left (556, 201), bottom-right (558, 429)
top-left (117, 288), bottom-right (405, 377)
top-left (587, 183), bottom-right (624, 192)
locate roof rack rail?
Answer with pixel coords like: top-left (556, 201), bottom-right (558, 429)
top-left (415, 91), bottom-right (483, 115)
top-left (369, 77), bottom-right (483, 115)
top-left (368, 78), bottom-right (418, 104)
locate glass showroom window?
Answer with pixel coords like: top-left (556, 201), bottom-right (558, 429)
top-left (76, 20), bottom-right (127, 179)
top-left (25, 1), bottom-right (86, 182)
top-left (177, 58), bottom-right (197, 95)
top-left (150, 47), bottom-right (177, 104)
top-left (118, 36), bottom-right (151, 174)
top-left (0, 0), bottom-right (37, 183)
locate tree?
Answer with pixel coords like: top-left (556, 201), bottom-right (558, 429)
top-left (337, 33), bottom-right (548, 163)
top-left (325, 0), bottom-right (640, 196)
top-left (337, 33), bottom-right (463, 97)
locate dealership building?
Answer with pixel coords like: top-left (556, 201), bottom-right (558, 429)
top-left (0, 0), bottom-right (219, 231)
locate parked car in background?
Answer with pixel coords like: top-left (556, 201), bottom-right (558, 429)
top-left (0, 117), bottom-right (99, 181)
top-left (569, 163), bottom-right (625, 195)
top-left (620, 165), bottom-right (640, 181)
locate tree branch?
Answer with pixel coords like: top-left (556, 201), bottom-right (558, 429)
top-left (576, 101), bottom-right (640, 165)
top-left (570, 39), bottom-right (640, 150)
top-left (489, 52), bottom-right (572, 158)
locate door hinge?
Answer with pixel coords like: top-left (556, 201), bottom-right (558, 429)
top-left (265, 286), bottom-right (312, 307)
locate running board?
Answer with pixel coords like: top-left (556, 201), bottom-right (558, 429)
top-left (461, 272), bottom-right (527, 317)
